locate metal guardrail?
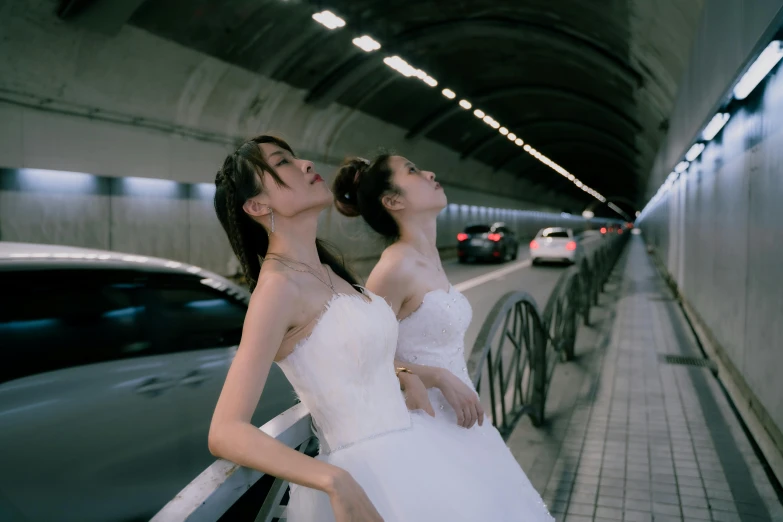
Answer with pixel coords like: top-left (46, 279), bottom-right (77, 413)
top-left (466, 233), bottom-right (627, 434)
top-left (151, 404), bottom-right (314, 522)
top-left (153, 233), bottom-right (628, 521)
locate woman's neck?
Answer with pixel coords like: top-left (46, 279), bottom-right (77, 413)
top-left (398, 215), bottom-right (438, 258)
top-left (266, 215), bottom-right (322, 267)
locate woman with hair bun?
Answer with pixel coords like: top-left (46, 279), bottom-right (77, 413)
top-left (208, 135), bottom-right (552, 521)
top-left (334, 152), bottom-right (552, 517)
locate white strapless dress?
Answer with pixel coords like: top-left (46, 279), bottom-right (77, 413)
top-left (276, 289), bottom-right (553, 521)
top-left (397, 286), bottom-right (551, 507)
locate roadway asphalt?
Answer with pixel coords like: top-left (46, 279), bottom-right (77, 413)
top-left (444, 235), bottom-right (605, 353)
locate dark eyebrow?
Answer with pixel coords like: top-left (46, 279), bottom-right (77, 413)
top-left (405, 162), bottom-right (416, 169)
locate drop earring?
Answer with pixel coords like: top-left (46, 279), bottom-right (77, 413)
top-left (269, 208), bottom-right (275, 234)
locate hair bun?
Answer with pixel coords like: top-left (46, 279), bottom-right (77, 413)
top-left (332, 157), bottom-right (368, 217)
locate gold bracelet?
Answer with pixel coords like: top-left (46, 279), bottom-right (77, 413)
top-left (395, 366), bottom-right (413, 378)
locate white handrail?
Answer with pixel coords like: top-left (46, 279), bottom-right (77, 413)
top-left (151, 403), bottom-right (312, 522)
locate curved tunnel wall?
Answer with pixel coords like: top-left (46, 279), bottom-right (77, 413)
top-left (0, 1), bottom-right (609, 275)
top-left (0, 0), bottom-right (572, 210)
top-left (645, 0), bottom-right (783, 194)
top-left (0, 165), bottom-right (608, 277)
top-left (0, 1), bottom-right (613, 275)
top-left (639, 4), bottom-right (783, 455)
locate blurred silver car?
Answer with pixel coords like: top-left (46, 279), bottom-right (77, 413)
top-left (530, 227), bottom-right (581, 265)
top-left (0, 242), bottom-right (296, 522)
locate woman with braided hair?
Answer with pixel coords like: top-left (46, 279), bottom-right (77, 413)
top-left (208, 135), bottom-right (553, 522)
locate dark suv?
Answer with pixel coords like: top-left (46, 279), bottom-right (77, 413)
top-left (457, 222), bottom-right (519, 263)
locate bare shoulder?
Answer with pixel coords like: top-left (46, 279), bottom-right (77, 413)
top-left (366, 244), bottom-right (420, 315)
top-left (369, 243), bottom-right (417, 286)
top-left (247, 270), bottom-right (301, 321)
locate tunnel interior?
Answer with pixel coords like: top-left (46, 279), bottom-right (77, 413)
top-left (53, 0), bottom-right (704, 217)
top-left (2, 1), bottom-right (783, 521)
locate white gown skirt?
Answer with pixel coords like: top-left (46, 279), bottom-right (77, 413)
top-left (286, 411), bottom-right (554, 521)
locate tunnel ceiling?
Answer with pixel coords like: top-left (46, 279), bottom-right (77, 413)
top-left (125, 0), bottom-right (703, 215)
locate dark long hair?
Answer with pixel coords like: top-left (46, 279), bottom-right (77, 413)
top-left (332, 153), bottom-right (401, 241)
top-left (214, 134), bottom-right (357, 290)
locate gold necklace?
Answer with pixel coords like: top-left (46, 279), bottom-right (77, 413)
top-left (263, 253), bottom-right (336, 292)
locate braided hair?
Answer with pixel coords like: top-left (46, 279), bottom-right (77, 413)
top-left (214, 135), bottom-right (357, 290)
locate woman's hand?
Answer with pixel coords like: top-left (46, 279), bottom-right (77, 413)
top-left (435, 370), bottom-right (484, 428)
top-left (398, 372), bottom-right (435, 417)
top-left (327, 469), bottom-right (385, 522)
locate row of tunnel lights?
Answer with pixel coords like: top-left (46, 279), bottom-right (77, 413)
top-left (641, 40), bottom-right (783, 218)
top-left (310, 9), bottom-right (609, 206)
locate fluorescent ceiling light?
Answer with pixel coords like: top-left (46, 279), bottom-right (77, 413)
top-left (442, 88), bottom-right (456, 99)
top-left (383, 57), bottom-right (436, 86)
top-left (490, 120), bottom-right (500, 129)
top-left (523, 144), bottom-right (531, 151)
top-left (482, 115), bottom-right (494, 124)
top-left (459, 99), bottom-right (472, 110)
top-left (674, 161), bottom-right (689, 173)
top-left (352, 36), bottom-right (380, 52)
top-left (507, 133), bottom-right (516, 141)
top-left (499, 127), bottom-right (509, 135)
top-left (312, 10), bottom-right (345, 29)
top-left (608, 202), bottom-right (625, 215)
top-left (685, 143), bottom-right (705, 162)
top-left (384, 56), bottom-right (416, 76)
top-left (515, 138), bottom-right (523, 146)
top-left (473, 109), bottom-right (485, 118)
top-left (733, 41), bottom-right (783, 100)
top-left (702, 113), bottom-right (730, 141)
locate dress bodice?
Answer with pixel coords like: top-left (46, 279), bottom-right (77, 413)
top-left (280, 288), bottom-right (556, 522)
top-left (396, 286), bottom-right (474, 388)
top-left (276, 291), bottom-right (411, 453)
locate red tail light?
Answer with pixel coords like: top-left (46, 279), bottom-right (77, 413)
top-left (618, 229), bottom-right (623, 234)
top-left (487, 233), bottom-right (502, 242)
top-left (566, 241), bottom-right (577, 251)
top-left (600, 227), bottom-right (607, 234)
top-left (530, 240), bottom-right (539, 250)
top-left (492, 251), bottom-right (501, 257)
top-left (457, 233), bottom-right (468, 241)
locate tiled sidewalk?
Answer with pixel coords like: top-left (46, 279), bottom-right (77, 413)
top-left (508, 237), bottom-right (782, 522)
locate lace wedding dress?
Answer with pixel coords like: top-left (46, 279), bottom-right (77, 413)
top-left (396, 285), bottom-right (553, 514)
top-left (276, 289), bottom-right (553, 521)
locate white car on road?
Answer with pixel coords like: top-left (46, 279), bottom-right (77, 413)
top-left (530, 227), bottom-right (580, 265)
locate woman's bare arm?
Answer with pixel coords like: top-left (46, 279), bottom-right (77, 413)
top-left (368, 250), bottom-right (484, 428)
top-left (208, 274), bottom-right (343, 492)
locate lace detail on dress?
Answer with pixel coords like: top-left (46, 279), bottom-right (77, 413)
top-left (276, 291), bottom-right (411, 452)
top-left (397, 286), bottom-right (474, 387)
top-left (280, 288), bottom-right (556, 522)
